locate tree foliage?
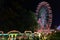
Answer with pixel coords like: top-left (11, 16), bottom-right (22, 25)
top-left (48, 32), bottom-right (60, 40)
top-left (0, 0), bottom-right (38, 33)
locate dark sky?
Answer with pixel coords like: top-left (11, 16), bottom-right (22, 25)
top-left (20, 0), bottom-right (60, 28)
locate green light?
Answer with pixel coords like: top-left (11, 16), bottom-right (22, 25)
top-left (0, 34), bottom-right (2, 36)
top-left (3, 34), bottom-right (8, 35)
top-left (9, 33), bottom-right (18, 37)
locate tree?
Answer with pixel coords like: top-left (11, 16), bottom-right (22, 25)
top-left (0, 0), bottom-right (38, 33)
top-left (48, 32), bottom-right (60, 40)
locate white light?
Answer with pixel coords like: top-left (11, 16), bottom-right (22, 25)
top-left (38, 33), bottom-right (41, 37)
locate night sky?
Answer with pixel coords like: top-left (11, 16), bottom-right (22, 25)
top-left (0, 0), bottom-right (60, 32)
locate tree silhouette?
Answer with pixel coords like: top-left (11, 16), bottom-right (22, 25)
top-left (0, 0), bottom-right (38, 33)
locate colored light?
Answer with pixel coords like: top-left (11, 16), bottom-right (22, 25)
top-left (0, 34), bottom-right (2, 36)
top-left (3, 34), bottom-right (8, 35)
top-left (9, 34), bottom-right (18, 37)
top-left (0, 34), bottom-right (2, 37)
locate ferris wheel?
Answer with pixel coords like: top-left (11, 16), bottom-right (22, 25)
top-left (35, 1), bottom-right (52, 29)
